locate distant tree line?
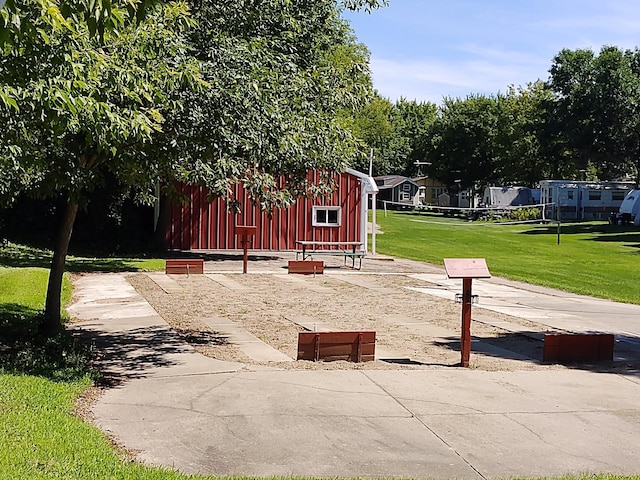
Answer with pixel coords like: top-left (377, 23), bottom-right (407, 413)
top-left (350, 46), bottom-right (640, 198)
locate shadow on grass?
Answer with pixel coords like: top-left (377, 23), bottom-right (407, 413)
top-left (1, 300), bottom-right (232, 385)
top-left (0, 243), bottom-right (156, 272)
top-left (518, 223), bottom-right (640, 253)
top-left (0, 307), bottom-right (94, 382)
top-left (520, 222), bottom-right (633, 237)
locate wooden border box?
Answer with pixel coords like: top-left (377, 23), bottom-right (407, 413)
top-left (297, 331), bottom-right (375, 362)
top-left (288, 260), bottom-right (324, 274)
top-left (165, 259), bottom-right (204, 275)
top-left (543, 333), bottom-right (614, 363)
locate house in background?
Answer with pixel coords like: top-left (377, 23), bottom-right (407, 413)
top-left (374, 175), bottom-right (419, 208)
top-left (482, 186), bottom-right (535, 207)
top-left (413, 176), bottom-right (448, 205)
top-left (540, 180), bottom-right (633, 221)
top-left (165, 168), bottom-right (378, 251)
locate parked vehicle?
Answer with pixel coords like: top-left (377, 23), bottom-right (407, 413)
top-left (618, 189), bottom-right (640, 225)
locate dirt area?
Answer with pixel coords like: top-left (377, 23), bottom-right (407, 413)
top-left (127, 265), bottom-right (563, 372)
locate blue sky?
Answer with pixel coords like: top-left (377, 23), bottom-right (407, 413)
top-left (343, 0), bottom-right (640, 104)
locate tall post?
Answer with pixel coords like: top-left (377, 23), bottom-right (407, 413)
top-left (371, 192), bottom-right (377, 255)
top-left (235, 226), bottom-right (256, 274)
top-left (443, 258), bottom-right (491, 369)
top-left (242, 235), bottom-right (249, 274)
top-left (460, 277), bottom-right (473, 367)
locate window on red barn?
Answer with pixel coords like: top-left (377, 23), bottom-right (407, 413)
top-left (312, 206), bottom-right (341, 227)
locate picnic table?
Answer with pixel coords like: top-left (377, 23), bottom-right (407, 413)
top-left (295, 240), bottom-right (365, 269)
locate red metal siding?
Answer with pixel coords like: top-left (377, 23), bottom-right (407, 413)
top-left (166, 171), bottom-right (363, 251)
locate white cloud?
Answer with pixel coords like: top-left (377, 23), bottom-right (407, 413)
top-left (347, 0), bottom-right (640, 104)
top-left (370, 54), bottom-right (547, 104)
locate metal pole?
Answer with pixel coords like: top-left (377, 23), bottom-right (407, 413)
top-left (461, 277), bottom-right (472, 367)
top-left (557, 202), bottom-right (561, 245)
top-left (371, 193), bottom-right (377, 255)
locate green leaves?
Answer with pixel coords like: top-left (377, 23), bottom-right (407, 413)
top-left (0, 0), bottom-right (200, 203)
top-left (0, 0), bottom-right (375, 209)
top-left (548, 46), bottom-right (640, 182)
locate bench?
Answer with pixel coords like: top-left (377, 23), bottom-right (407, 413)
top-left (543, 333), bottom-right (614, 363)
top-left (297, 331), bottom-right (376, 362)
top-left (288, 260), bottom-right (324, 274)
top-left (165, 258), bottom-right (204, 275)
top-left (295, 250), bottom-right (365, 269)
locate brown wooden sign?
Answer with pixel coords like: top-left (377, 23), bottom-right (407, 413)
top-left (443, 258), bottom-right (491, 368)
top-left (236, 225), bottom-right (257, 237)
top-left (235, 225), bottom-right (257, 273)
top-left (443, 258), bottom-right (491, 279)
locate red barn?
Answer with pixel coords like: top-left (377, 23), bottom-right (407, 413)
top-left (165, 169), bottom-right (378, 252)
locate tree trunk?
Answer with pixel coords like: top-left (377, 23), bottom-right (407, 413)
top-left (42, 200), bottom-right (79, 335)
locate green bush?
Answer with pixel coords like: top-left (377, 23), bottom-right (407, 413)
top-left (507, 207), bottom-right (542, 222)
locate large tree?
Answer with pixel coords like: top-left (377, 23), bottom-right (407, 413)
top-left (494, 82), bottom-right (556, 186)
top-left (1, 1), bottom-right (199, 332)
top-left (350, 95), bottom-right (437, 176)
top-left (547, 46), bottom-right (640, 183)
top-left (0, 0), bottom-right (384, 333)
top-left (428, 94), bottom-right (501, 195)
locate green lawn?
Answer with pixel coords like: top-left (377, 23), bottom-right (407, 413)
top-left (0, 241), bottom-right (166, 272)
top-left (372, 211), bottom-right (640, 304)
top-left (0, 247), bottom-right (203, 479)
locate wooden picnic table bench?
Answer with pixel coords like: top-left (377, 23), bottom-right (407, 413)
top-left (295, 240), bottom-right (365, 269)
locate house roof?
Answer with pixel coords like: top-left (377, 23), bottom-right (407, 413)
top-left (374, 175), bottom-right (419, 189)
top-left (540, 180), bottom-right (634, 190)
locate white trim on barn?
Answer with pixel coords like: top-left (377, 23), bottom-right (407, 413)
top-left (346, 168), bottom-right (378, 253)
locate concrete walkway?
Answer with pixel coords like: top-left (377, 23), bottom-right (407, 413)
top-left (69, 265), bottom-right (640, 479)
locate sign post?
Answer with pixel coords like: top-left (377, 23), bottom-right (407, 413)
top-left (235, 225), bottom-right (257, 274)
top-left (443, 258), bottom-right (491, 367)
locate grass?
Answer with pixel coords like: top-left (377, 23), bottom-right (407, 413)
top-left (0, 244), bottom-right (211, 479)
top-left (373, 211), bottom-right (640, 304)
top-left (0, 375), bottom-right (205, 479)
top-left (2, 240), bottom-right (640, 479)
top-left (0, 241), bottom-right (166, 272)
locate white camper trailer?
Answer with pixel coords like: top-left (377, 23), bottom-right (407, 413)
top-left (482, 186), bottom-right (534, 207)
top-left (618, 190), bottom-right (640, 225)
top-left (540, 180), bottom-right (632, 221)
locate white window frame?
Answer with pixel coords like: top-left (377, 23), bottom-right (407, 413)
top-left (312, 206), bottom-right (342, 227)
top-left (399, 192), bottom-right (410, 201)
top-left (402, 182), bottom-right (411, 192)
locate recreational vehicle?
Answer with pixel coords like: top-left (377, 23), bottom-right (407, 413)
top-left (540, 180), bottom-right (633, 221)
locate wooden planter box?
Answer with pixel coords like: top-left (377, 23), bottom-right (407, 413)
top-left (288, 260), bottom-right (324, 274)
top-left (297, 331), bottom-right (375, 362)
top-left (165, 259), bottom-right (204, 275)
top-left (543, 333), bottom-right (614, 363)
